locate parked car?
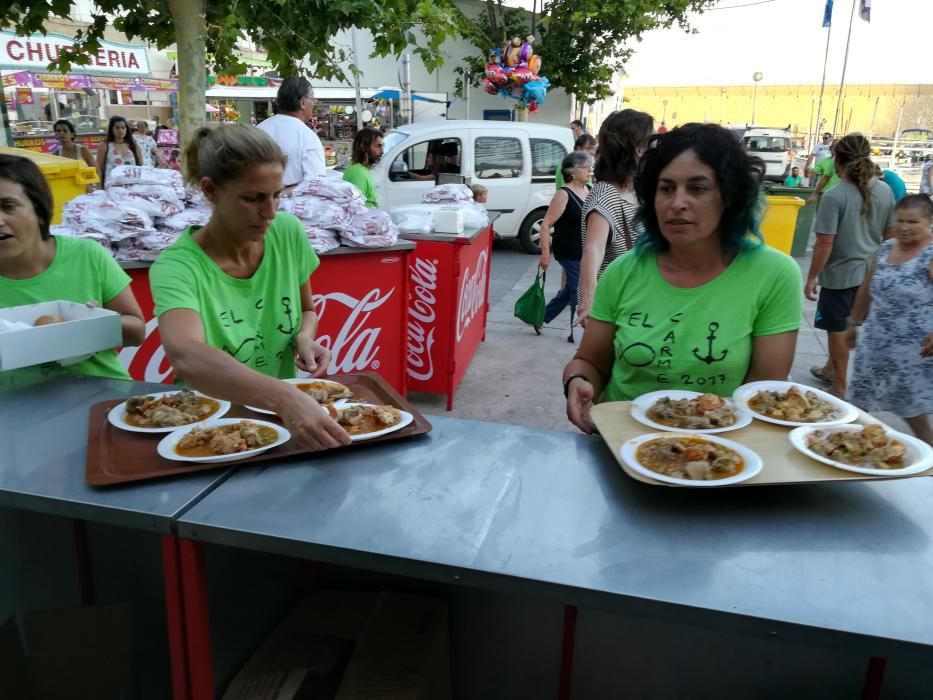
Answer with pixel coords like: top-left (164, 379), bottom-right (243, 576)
top-left (376, 121), bottom-right (574, 253)
top-left (742, 126), bottom-right (793, 182)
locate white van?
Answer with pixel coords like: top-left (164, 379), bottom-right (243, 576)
top-left (743, 126), bottom-right (794, 182)
top-left (375, 121), bottom-right (574, 253)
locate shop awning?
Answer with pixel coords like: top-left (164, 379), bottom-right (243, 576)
top-left (371, 89), bottom-right (445, 104)
top-left (167, 50), bottom-right (273, 69)
top-left (2, 70), bottom-right (175, 92)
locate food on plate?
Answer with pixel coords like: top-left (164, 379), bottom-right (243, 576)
top-left (806, 424), bottom-right (907, 469)
top-left (748, 386), bottom-right (841, 422)
top-left (295, 380), bottom-right (353, 404)
top-left (124, 389), bottom-right (221, 428)
top-left (636, 436), bottom-right (744, 480)
top-left (175, 421), bottom-right (278, 457)
top-left (331, 404), bottom-right (402, 436)
top-left (34, 314), bottom-right (65, 326)
top-left (646, 393), bottom-right (737, 429)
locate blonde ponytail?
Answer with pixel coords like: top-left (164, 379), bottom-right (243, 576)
top-left (183, 124), bottom-right (286, 187)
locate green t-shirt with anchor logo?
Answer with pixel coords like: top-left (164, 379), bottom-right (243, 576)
top-left (589, 244), bottom-right (802, 402)
top-left (151, 212), bottom-right (319, 380)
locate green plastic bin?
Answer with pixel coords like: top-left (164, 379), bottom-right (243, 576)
top-left (765, 185), bottom-right (815, 257)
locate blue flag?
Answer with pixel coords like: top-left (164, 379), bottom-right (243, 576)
top-left (860, 0), bottom-right (871, 22)
top-left (823, 0), bottom-right (834, 27)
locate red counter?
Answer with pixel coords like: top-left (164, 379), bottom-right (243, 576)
top-left (118, 241), bottom-right (414, 394)
top-left (401, 224), bottom-right (493, 410)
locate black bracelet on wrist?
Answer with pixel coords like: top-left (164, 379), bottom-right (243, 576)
top-left (563, 374), bottom-right (590, 399)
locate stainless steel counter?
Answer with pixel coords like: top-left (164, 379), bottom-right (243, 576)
top-left (0, 376), bottom-right (230, 532)
top-left (175, 414), bottom-right (933, 657)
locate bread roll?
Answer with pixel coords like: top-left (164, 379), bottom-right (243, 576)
top-left (34, 315), bottom-right (65, 326)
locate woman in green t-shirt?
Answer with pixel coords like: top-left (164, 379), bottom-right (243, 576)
top-left (150, 124), bottom-right (351, 451)
top-left (562, 123), bottom-right (803, 433)
top-left (0, 154), bottom-right (145, 388)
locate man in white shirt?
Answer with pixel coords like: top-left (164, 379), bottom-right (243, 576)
top-left (805, 132), bottom-right (833, 187)
top-left (258, 77), bottom-right (326, 186)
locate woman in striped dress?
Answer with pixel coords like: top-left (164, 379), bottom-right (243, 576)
top-left (575, 109), bottom-right (654, 326)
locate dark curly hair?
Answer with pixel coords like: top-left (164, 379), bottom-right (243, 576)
top-left (897, 193), bottom-right (933, 219)
top-left (351, 127), bottom-right (383, 167)
top-left (593, 109), bottom-right (654, 185)
top-left (635, 123), bottom-right (766, 253)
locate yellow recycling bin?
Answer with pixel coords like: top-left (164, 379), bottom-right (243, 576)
top-left (0, 147), bottom-right (99, 224)
top-left (760, 195), bottom-right (805, 255)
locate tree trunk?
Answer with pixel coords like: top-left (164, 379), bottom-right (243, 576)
top-left (168, 0), bottom-right (206, 160)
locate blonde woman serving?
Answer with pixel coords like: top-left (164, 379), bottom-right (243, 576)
top-left (150, 125), bottom-right (351, 450)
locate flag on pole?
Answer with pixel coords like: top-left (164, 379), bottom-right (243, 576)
top-left (859, 0), bottom-right (871, 22)
top-left (822, 0), bottom-right (834, 27)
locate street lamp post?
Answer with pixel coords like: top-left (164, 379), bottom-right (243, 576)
top-left (751, 71), bottom-right (763, 125)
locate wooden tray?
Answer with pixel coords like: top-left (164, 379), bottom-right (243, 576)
top-left (590, 401), bottom-right (933, 487)
top-left (86, 373), bottom-right (432, 487)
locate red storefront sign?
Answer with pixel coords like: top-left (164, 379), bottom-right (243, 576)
top-left (404, 225), bottom-right (493, 409)
top-left (13, 133), bottom-right (104, 154)
top-left (118, 245), bottom-right (413, 394)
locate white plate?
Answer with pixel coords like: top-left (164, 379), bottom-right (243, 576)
top-left (245, 378), bottom-right (354, 415)
top-left (631, 390), bottom-right (753, 434)
top-left (733, 380), bottom-right (859, 428)
top-left (157, 418), bottom-right (291, 464)
top-left (107, 391), bottom-right (231, 434)
top-left (335, 403), bottom-right (414, 441)
top-left (620, 432), bottom-right (763, 487)
top-left (789, 425), bottom-right (933, 476)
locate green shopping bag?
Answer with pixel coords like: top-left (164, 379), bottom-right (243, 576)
top-left (513, 267), bottom-right (546, 328)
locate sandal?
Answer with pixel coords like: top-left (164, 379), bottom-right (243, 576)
top-left (809, 366), bottom-right (833, 384)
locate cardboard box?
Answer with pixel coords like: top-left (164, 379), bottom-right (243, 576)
top-left (0, 300), bottom-right (121, 371)
top-left (335, 593), bottom-right (451, 700)
top-left (222, 591), bottom-right (378, 700)
top-left (433, 208), bottom-right (464, 235)
top-left (0, 604), bottom-right (132, 700)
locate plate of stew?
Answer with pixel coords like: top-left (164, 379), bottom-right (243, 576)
top-left (245, 378), bottom-right (354, 415)
top-left (108, 389), bottom-right (230, 433)
top-left (733, 381), bottom-right (858, 428)
top-left (620, 432), bottom-right (763, 486)
top-left (157, 418), bottom-right (291, 464)
top-left (789, 424), bottom-right (933, 476)
top-left (631, 390), bottom-right (752, 434)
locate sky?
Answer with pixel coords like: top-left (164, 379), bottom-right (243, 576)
top-left (517, 0), bottom-right (931, 87)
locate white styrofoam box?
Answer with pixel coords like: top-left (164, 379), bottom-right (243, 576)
top-left (433, 207), bottom-right (464, 234)
top-left (0, 300), bottom-right (122, 371)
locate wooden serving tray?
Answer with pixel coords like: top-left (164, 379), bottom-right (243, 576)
top-left (590, 401), bottom-right (933, 487)
top-left (86, 373), bottom-right (432, 487)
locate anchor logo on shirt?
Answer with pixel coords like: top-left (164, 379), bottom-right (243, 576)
top-left (692, 322), bottom-right (728, 365)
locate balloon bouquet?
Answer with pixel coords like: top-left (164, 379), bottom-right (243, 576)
top-left (482, 35), bottom-right (549, 112)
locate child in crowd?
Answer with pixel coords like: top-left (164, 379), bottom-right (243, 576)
top-left (168, 149), bottom-right (181, 171)
top-left (470, 184), bottom-right (488, 204)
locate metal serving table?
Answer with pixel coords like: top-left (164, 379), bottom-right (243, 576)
top-left (175, 414), bottom-right (933, 697)
top-left (0, 376), bottom-right (233, 699)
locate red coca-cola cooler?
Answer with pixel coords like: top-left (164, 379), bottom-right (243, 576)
top-left (401, 224), bottom-right (494, 410)
top-left (118, 241), bottom-right (414, 394)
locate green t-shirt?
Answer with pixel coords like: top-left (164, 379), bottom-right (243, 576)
top-left (151, 211), bottom-right (320, 379)
top-left (343, 163), bottom-right (378, 208)
top-left (589, 244), bottom-right (802, 401)
top-left (783, 175), bottom-right (804, 187)
top-left (0, 236), bottom-right (131, 388)
top-left (555, 165), bottom-right (565, 190)
top-left (814, 157), bottom-right (840, 191)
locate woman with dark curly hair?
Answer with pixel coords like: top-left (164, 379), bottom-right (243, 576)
top-left (562, 123), bottom-right (803, 432)
top-left (575, 109), bottom-right (654, 326)
top-left (806, 132), bottom-right (897, 398)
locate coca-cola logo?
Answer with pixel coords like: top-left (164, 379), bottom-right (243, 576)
top-left (314, 288), bottom-right (394, 374)
top-left (407, 258), bottom-right (439, 381)
top-left (456, 250), bottom-right (488, 342)
top-left (118, 318), bottom-right (174, 383)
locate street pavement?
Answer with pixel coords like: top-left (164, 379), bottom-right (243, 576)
top-left (407, 237), bottom-right (909, 434)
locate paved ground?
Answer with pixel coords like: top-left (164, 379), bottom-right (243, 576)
top-left (407, 236), bottom-right (908, 434)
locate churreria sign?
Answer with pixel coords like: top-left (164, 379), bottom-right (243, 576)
top-left (0, 31), bottom-right (150, 76)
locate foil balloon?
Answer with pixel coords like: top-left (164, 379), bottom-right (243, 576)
top-left (503, 36), bottom-right (522, 67)
top-left (482, 78), bottom-right (498, 96)
top-left (523, 78), bottom-right (549, 106)
top-left (484, 63), bottom-right (507, 86)
top-left (510, 67), bottom-right (535, 85)
top-left (527, 55), bottom-right (542, 75)
top-left (520, 36), bottom-right (535, 64)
